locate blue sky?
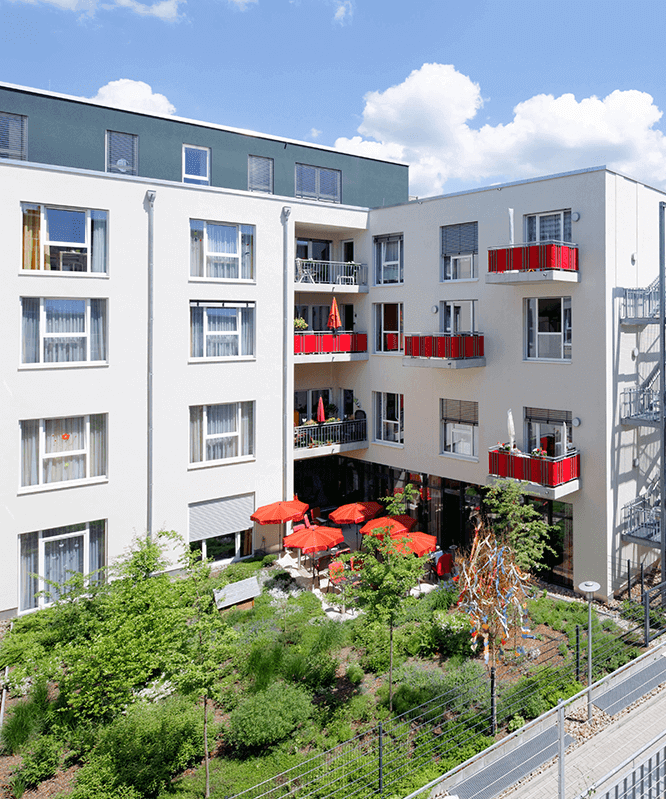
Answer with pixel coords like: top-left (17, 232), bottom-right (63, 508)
top-left (3, 0), bottom-right (666, 196)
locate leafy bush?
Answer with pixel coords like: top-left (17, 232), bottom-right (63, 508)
top-left (346, 663), bottom-right (365, 685)
top-left (219, 559), bottom-right (264, 585)
top-left (1, 680), bottom-right (51, 754)
top-left (9, 735), bottom-right (60, 797)
top-left (353, 621), bottom-right (393, 673)
top-left (433, 611), bottom-right (473, 658)
top-left (228, 683), bottom-right (313, 751)
top-left (507, 715), bottom-right (525, 732)
top-left (262, 554), bottom-right (278, 567)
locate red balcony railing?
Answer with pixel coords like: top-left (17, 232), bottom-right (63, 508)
top-left (488, 447), bottom-right (580, 487)
top-left (294, 331), bottom-right (368, 355)
top-left (488, 242), bottom-right (578, 274)
top-left (404, 333), bottom-right (484, 359)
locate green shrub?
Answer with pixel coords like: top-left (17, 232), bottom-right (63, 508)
top-left (346, 663), bottom-right (364, 685)
top-left (507, 715), bottom-right (525, 732)
top-left (354, 621), bottom-right (393, 673)
top-left (433, 611), bottom-right (473, 658)
top-left (220, 560), bottom-right (264, 585)
top-left (228, 682), bottom-right (313, 751)
top-left (69, 753), bottom-right (142, 799)
top-left (262, 554), bottom-right (278, 567)
top-left (1, 680), bottom-right (51, 754)
top-left (9, 735), bottom-right (60, 797)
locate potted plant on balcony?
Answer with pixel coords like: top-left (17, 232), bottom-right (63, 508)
top-left (294, 317), bottom-right (309, 330)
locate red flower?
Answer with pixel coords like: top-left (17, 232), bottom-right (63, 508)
top-left (62, 434), bottom-right (70, 441)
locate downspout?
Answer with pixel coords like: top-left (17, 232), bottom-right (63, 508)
top-left (146, 190), bottom-right (156, 542)
top-left (659, 202), bottom-right (665, 604)
top-left (281, 206), bottom-right (292, 504)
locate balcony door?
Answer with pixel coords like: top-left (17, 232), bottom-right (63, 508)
top-left (296, 239), bottom-right (331, 261)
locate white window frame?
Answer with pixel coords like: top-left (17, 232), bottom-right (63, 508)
top-left (442, 253), bottom-right (476, 281)
top-left (374, 303), bottom-right (403, 353)
top-left (295, 163), bottom-right (341, 203)
top-left (248, 155), bottom-right (274, 193)
top-left (19, 414), bottom-right (108, 491)
top-left (19, 520), bottom-right (106, 612)
top-left (374, 235), bottom-right (404, 285)
top-left (21, 298), bottom-right (108, 367)
top-left (21, 204), bottom-right (108, 274)
top-left (183, 144), bottom-right (210, 185)
top-left (192, 529), bottom-right (253, 564)
top-left (189, 301), bottom-right (255, 361)
top-left (525, 209), bottom-right (572, 243)
top-left (189, 402), bottom-right (255, 466)
top-left (525, 297), bottom-right (572, 361)
top-left (374, 391), bottom-right (404, 446)
top-left (190, 219), bottom-right (255, 281)
top-left (106, 130), bottom-right (138, 175)
top-left (440, 300), bottom-right (478, 334)
top-left (0, 111), bottom-right (27, 160)
top-left (440, 222), bottom-right (478, 281)
top-left (439, 399), bottom-right (479, 460)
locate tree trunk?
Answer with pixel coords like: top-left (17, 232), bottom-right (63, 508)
top-left (203, 692), bottom-right (210, 799)
top-left (389, 622), bottom-right (394, 712)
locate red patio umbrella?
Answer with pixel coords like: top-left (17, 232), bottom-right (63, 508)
top-left (390, 531), bottom-right (437, 557)
top-left (316, 396), bottom-right (326, 423)
top-left (284, 525), bottom-right (344, 586)
top-left (360, 516), bottom-right (409, 539)
top-left (329, 501), bottom-right (382, 525)
top-left (251, 498), bottom-right (308, 525)
top-left (327, 297), bottom-right (342, 332)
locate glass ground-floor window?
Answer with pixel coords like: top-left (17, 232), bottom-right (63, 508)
top-left (190, 529), bottom-right (252, 563)
top-left (188, 494), bottom-right (254, 564)
top-left (19, 520), bottom-right (106, 611)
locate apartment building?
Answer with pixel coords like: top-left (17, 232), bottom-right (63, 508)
top-left (0, 81), bottom-right (662, 616)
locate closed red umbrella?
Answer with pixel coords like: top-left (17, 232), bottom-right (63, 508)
top-left (327, 297), bottom-right (342, 332)
top-left (251, 498), bottom-right (308, 525)
top-left (329, 501), bottom-right (382, 525)
top-left (390, 531), bottom-right (437, 557)
top-left (360, 516), bottom-right (409, 539)
top-left (316, 396), bottom-right (326, 423)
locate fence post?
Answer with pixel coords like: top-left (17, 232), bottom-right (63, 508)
top-left (644, 589), bottom-right (651, 647)
top-left (575, 625), bottom-right (580, 682)
top-left (558, 699), bottom-right (565, 799)
top-left (628, 558), bottom-right (631, 598)
top-left (641, 563), bottom-right (645, 602)
top-left (490, 667), bottom-right (497, 736)
top-left (378, 722), bottom-right (383, 794)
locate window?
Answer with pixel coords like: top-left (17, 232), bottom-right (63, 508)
top-left (189, 402), bottom-right (254, 464)
top-left (525, 297), bottom-right (571, 360)
top-left (294, 389), bottom-right (332, 423)
top-left (0, 111), bottom-right (27, 160)
top-left (295, 303), bottom-right (353, 332)
top-left (183, 145), bottom-right (210, 185)
top-left (106, 130), bottom-right (138, 175)
top-left (374, 391), bottom-right (404, 445)
top-left (190, 301), bottom-right (255, 359)
top-left (524, 407), bottom-right (573, 456)
top-left (441, 222), bottom-right (478, 280)
top-left (20, 414), bottom-right (107, 488)
top-left (440, 300), bottom-right (478, 333)
top-left (21, 204), bottom-right (108, 273)
top-left (374, 303), bottom-right (403, 352)
top-left (296, 239), bottom-right (331, 261)
top-left (21, 298), bottom-right (107, 365)
top-left (526, 210), bottom-right (572, 243)
top-left (295, 163), bottom-right (341, 203)
top-left (190, 220), bottom-right (255, 280)
top-left (19, 520), bottom-right (106, 611)
top-left (248, 155), bottom-right (274, 193)
top-left (374, 234), bottom-right (403, 285)
top-left (440, 399), bottom-right (478, 457)
top-left (189, 494), bottom-right (254, 563)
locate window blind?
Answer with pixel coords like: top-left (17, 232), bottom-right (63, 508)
top-left (440, 399), bottom-right (478, 424)
top-left (189, 493), bottom-right (254, 542)
top-left (524, 407), bottom-right (572, 424)
top-left (107, 131), bottom-right (138, 175)
top-left (0, 111), bottom-right (27, 160)
top-left (441, 222), bottom-right (478, 255)
top-left (248, 155), bottom-right (274, 193)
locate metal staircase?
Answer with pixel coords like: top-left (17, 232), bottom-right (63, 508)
top-left (621, 363), bottom-right (661, 426)
top-left (623, 476), bottom-right (661, 545)
top-left (621, 277), bottom-right (660, 324)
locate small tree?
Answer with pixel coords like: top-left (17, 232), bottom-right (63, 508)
top-left (483, 479), bottom-right (555, 573)
top-left (380, 483), bottom-right (420, 517)
top-left (345, 533), bottom-right (424, 711)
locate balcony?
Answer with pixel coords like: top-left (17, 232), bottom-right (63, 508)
top-left (622, 496), bottom-right (661, 548)
top-left (294, 331), bottom-right (368, 363)
top-left (620, 279), bottom-right (659, 326)
top-left (487, 241), bottom-right (579, 284)
top-left (403, 333), bottom-right (485, 369)
top-left (294, 259), bottom-right (368, 292)
top-left (294, 418), bottom-right (368, 460)
top-left (620, 387), bottom-right (661, 427)
top-left (488, 447), bottom-right (581, 499)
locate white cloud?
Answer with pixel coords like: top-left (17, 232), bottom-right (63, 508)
top-left (9, 0), bottom-right (183, 19)
top-left (335, 63), bottom-right (666, 197)
top-left (333, 0), bottom-right (351, 24)
top-left (89, 79), bottom-right (176, 115)
top-left (228, 0), bottom-right (257, 9)
top-left (310, 128), bottom-right (322, 139)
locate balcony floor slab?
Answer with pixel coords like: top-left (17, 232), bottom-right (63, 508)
top-left (621, 531), bottom-right (662, 549)
top-left (295, 352), bottom-right (369, 364)
top-left (486, 475), bottom-right (581, 500)
top-left (402, 356), bottom-right (486, 369)
top-left (294, 283), bottom-right (368, 294)
top-left (294, 441), bottom-right (368, 460)
top-left (621, 416), bottom-right (661, 428)
top-left (486, 270), bottom-right (580, 284)
top-left (620, 317), bottom-right (659, 327)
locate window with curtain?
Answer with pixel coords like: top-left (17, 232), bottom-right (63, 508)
top-left (21, 298), bottom-right (107, 365)
top-left (441, 221), bottom-right (478, 280)
top-left (374, 303), bottom-right (403, 352)
top-left (525, 210), bottom-right (572, 243)
top-left (190, 220), bottom-right (255, 280)
top-left (0, 111), bottom-right (27, 160)
top-left (248, 155), bottom-right (274, 193)
top-left (183, 145), bottom-right (210, 185)
top-left (20, 414), bottom-right (107, 488)
top-left (190, 301), bottom-right (254, 359)
top-left (189, 402), bottom-right (254, 464)
top-left (440, 399), bottom-right (479, 457)
top-left (295, 163), bottom-right (341, 203)
top-left (374, 234), bottom-right (403, 284)
top-left (21, 204), bottom-right (108, 273)
top-left (106, 130), bottom-right (138, 175)
top-left (374, 391), bottom-right (404, 445)
top-left (19, 520), bottom-right (106, 611)
top-left (525, 297), bottom-right (572, 360)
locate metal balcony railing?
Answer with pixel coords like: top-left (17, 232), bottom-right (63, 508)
top-left (623, 495), bottom-right (661, 544)
top-left (620, 387), bottom-right (661, 423)
top-left (621, 278), bottom-right (659, 321)
top-left (294, 331), bottom-right (368, 355)
top-left (405, 332), bottom-right (484, 359)
top-left (294, 259), bottom-right (368, 287)
top-left (488, 241), bottom-right (578, 273)
top-left (294, 418), bottom-right (367, 450)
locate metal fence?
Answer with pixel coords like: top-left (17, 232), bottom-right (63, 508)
top-left (577, 734), bottom-right (666, 799)
top-left (622, 279), bottom-right (660, 321)
top-left (620, 387), bottom-right (661, 423)
top-left (294, 259), bottom-right (368, 287)
top-left (294, 419), bottom-right (367, 451)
